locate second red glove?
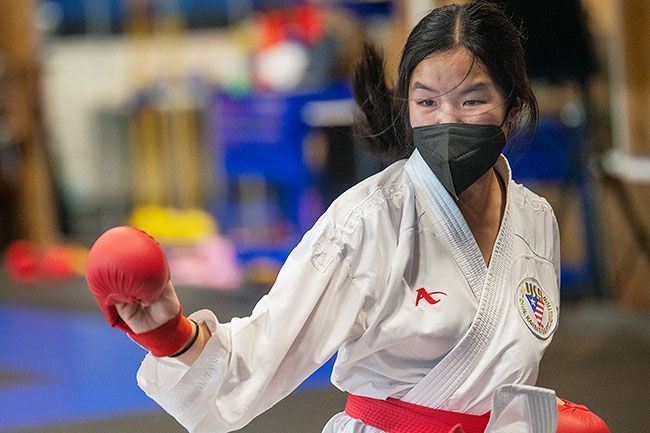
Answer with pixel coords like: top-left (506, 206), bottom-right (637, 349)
top-left (557, 399), bottom-right (610, 433)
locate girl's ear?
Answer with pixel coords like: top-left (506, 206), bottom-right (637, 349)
top-left (503, 97), bottom-right (522, 136)
top-left (506, 97), bottom-right (522, 125)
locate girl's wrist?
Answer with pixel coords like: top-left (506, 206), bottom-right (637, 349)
top-left (170, 319), bottom-right (199, 358)
top-left (173, 320), bottom-right (212, 366)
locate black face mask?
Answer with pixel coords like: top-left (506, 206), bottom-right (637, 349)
top-left (413, 123), bottom-right (506, 199)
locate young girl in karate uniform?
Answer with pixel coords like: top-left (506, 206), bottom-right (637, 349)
top-left (87, 1), bottom-right (609, 432)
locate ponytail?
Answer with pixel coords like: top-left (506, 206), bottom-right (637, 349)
top-left (352, 44), bottom-right (413, 163)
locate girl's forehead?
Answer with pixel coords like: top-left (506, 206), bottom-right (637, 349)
top-left (411, 47), bottom-right (493, 89)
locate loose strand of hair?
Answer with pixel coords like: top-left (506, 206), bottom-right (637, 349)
top-left (352, 44), bottom-right (408, 162)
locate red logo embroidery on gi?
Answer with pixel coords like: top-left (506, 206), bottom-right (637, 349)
top-left (415, 288), bottom-right (447, 307)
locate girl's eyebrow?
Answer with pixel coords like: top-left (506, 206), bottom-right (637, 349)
top-left (460, 82), bottom-right (490, 95)
top-left (411, 81), bottom-right (437, 92)
top-left (410, 81), bottom-right (490, 94)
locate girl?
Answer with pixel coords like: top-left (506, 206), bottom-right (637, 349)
top-left (87, 2), bottom-right (609, 432)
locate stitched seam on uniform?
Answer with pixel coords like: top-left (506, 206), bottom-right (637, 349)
top-left (166, 340), bottom-right (229, 416)
top-left (400, 226), bottom-right (418, 236)
top-left (344, 183), bottom-right (413, 329)
top-left (339, 182), bottom-right (407, 232)
top-left (343, 255), bottom-right (371, 332)
top-left (341, 186), bottom-right (385, 228)
top-left (311, 215), bottom-right (345, 272)
top-left (514, 234), bottom-right (554, 264)
top-left (524, 387), bottom-right (556, 433)
top-left (311, 249), bottom-right (334, 272)
top-left (518, 187), bottom-right (552, 213)
top-left (336, 183), bottom-right (408, 286)
top-left (529, 391), bottom-right (542, 433)
top-left (313, 184), bottom-right (407, 324)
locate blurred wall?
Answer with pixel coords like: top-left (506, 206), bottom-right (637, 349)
top-left (598, 0), bottom-right (650, 308)
top-left (42, 31), bottom-right (246, 207)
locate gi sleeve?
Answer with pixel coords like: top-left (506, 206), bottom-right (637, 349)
top-left (136, 214), bottom-right (369, 432)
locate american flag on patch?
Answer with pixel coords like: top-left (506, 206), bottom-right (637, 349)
top-left (526, 294), bottom-right (545, 326)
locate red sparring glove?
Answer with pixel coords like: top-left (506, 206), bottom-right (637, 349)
top-left (557, 399), bottom-right (610, 433)
top-left (86, 226), bottom-right (194, 357)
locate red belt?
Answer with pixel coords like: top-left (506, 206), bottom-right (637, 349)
top-left (345, 394), bottom-right (490, 433)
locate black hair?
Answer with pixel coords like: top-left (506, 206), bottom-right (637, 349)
top-left (353, 0), bottom-right (538, 162)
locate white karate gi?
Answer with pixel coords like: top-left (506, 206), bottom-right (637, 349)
top-left (136, 149), bottom-right (561, 433)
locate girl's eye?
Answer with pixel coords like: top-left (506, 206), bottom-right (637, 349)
top-left (417, 99), bottom-right (436, 107)
top-left (464, 99), bottom-right (485, 107)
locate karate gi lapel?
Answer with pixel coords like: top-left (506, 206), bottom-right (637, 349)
top-left (405, 149), bottom-right (487, 300)
top-left (403, 150), bottom-right (515, 407)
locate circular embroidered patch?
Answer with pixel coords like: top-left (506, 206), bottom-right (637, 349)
top-left (516, 277), bottom-right (556, 339)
